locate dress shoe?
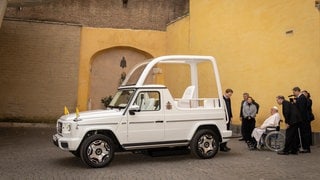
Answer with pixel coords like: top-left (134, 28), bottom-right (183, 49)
top-left (220, 147), bottom-right (231, 152)
top-left (299, 149), bottom-right (311, 153)
top-left (277, 151), bottom-right (289, 155)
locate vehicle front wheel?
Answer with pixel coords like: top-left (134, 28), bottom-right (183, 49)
top-left (80, 134), bottom-right (115, 168)
top-left (190, 129), bottom-right (219, 159)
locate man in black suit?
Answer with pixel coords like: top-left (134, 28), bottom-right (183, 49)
top-left (220, 88), bottom-right (233, 152)
top-left (292, 87), bottom-right (311, 153)
top-left (276, 95), bottom-right (301, 155)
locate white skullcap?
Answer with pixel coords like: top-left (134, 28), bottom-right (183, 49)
top-left (272, 106), bottom-right (278, 110)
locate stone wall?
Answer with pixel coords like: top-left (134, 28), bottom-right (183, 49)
top-left (0, 19), bottom-right (80, 122)
top-left (0, 0), bottom-right (189, 122)
top-left (5, 0), bottom-right (189, 31)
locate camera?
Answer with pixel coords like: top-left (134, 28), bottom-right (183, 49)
top-left (288, 95), bottom-right (296, 103)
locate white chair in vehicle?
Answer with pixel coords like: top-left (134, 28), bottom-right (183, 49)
top-left (136, 93), bottom-right (149, 110)
top-left (177, 85), bottom-right (196, 108)
top-left (204, 99), bottom-right (214, 108)
top-left (144, 98), bottom-right (155, 110)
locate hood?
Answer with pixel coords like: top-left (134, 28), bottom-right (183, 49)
top-left (59, 109), bottom-right (124, 123)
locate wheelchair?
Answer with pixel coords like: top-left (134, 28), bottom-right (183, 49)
top-left (259, 121), bottom-right (285, 152)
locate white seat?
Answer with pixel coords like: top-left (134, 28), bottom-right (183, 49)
top-left (178, 85), bottom-right (196, 108)
top-left (144, 98), bottom-right (155, 110)
top-left (204, 99), bottom-right (214, 108)
top-left (182, 85), bottom-right (195, 99)
top-left (135, 93), bottom-right (146, 110)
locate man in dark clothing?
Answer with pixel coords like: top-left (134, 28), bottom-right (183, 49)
top-left (220, 88), bottom-right (233, 152)
top-left (276, 95), bottom-right (302, 155)
top-left (302, 90), bottom-right (314, 146)
top-left (292, 87), bottom-right (311, 153)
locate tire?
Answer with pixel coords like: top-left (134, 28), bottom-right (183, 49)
top-left (80, 134), bottom-right (115, 168)
top-left (190, 129), bottom-right (219, 159)
top-left (70, 149), bottom-right (80, 158)
top-left (265, 131), bottom-right (285, 152)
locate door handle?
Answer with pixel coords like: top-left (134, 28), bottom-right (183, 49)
top-left (155, 120), bottom-right (164, 123)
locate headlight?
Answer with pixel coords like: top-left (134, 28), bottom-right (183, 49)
top-left (62, 123), bottom-right (71, 134)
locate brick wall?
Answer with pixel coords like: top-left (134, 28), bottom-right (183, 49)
top-left (0, 0), bottom-right (189, 122)
top-left (5, 0), bottom-right (189, 31)
top-left (0, 20), bottom-right (80, 122)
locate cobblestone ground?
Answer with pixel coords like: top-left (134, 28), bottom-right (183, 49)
top-left (0, 125), bottom-right (320, 180)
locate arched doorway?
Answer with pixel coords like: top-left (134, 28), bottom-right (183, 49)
top-left (89, 47), bottom-right (152, 110)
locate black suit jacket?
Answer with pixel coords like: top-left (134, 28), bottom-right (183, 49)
top-left (223, 96), bottom-right (233, 121)
top-left (282, 100), bottom-right (302, 125)
top-left (295, 94), bottom-right (308, 122)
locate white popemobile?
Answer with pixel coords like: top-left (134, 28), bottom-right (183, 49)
top-left (53, 55), bottom-right (232, 168)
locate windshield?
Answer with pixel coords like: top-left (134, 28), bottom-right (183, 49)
top-left (122, 63), bottom-right (155, 86)
top-left (124, 64), bottom-right (147, 86)
top-left (108, 89), bottom-right (136, 109)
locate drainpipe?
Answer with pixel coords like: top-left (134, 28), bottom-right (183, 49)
top-left (0, 0), bottom-right (7, 28)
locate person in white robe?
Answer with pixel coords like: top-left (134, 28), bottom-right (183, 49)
top-left (251, 106), bottom-right (281, 146)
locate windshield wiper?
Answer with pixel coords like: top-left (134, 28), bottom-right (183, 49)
top-left (107, 105), bottom-right (116, 109)
top-left (108, 105), bottom-right (126, 110)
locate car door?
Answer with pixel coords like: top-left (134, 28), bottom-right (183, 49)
top-left (127, 90), bottom-right (164, 143)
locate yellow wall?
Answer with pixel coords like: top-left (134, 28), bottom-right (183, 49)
top-left (78, 1), bottom-right (320, 132)
top-left (166, 16), bottom-right (191, 54)
top-left (78, 28), bottom-right (166, 110)
top-left (166, 0), bottom-right (320, 131)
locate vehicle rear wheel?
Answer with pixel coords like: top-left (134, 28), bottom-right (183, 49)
top-left (80, 134), bottom-right (115, 168)
top-left (190, 129), bottom-right (219, 159)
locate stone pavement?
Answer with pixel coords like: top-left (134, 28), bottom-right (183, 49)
top-left (0, 124), bottom-right (320, 180)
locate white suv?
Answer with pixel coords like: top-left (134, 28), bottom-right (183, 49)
top-left (53, 55), bottom-right (232, 168)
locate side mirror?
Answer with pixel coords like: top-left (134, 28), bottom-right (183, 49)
top-left (129, 105), bottom-right (140, 115)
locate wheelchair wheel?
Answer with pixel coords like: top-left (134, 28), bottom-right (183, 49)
top-left (264, 131), bottom-right (285, 152)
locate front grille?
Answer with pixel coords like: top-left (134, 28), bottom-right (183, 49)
top-left (57, 122), bottom-right (62, 134)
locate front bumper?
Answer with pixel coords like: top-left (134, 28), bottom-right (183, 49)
top-left (52, 133), bottom-right (81, 151)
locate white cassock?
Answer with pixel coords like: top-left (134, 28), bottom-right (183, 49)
top-left (251, 112), bottom-right (281, 143)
